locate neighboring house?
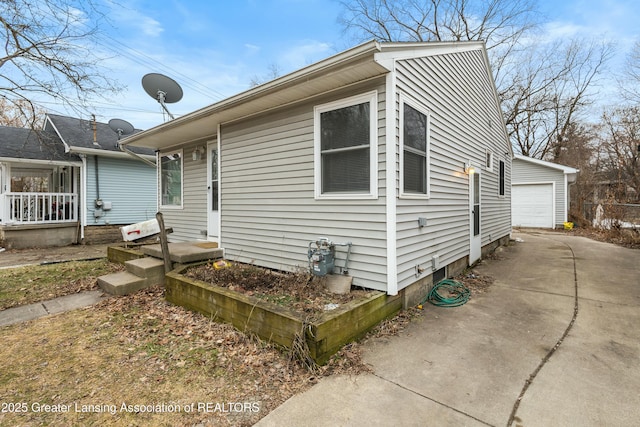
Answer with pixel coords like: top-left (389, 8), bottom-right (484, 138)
top-left (512, 154), bottom-right (578, 229)
top-left (121, 40), bottom-right (513, 301)
top-left (0, 114), bottom-right (157, 248)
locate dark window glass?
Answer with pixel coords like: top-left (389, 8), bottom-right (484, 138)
top-left (320, 102), bottom-right (370, 193)
top-left (403, 103), bottom-right (427, 194)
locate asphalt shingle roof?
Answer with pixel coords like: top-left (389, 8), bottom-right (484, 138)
top-left (46, 114), bottom-right (155, 156)
top-left (0, 126), bottom-right (79, 162)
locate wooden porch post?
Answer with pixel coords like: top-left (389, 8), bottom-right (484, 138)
top-left (156, 212), bottom-right (172, 273)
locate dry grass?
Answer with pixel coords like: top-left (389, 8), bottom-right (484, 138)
top-left (0, 287), bottom-right (315, 427)
top-left (0, 253), bottom-right (505, 426)
top-left (0, 260), bottom-right (124, 310)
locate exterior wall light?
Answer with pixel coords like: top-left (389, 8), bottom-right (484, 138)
top-left (464, 161), bottom-right (476, 175)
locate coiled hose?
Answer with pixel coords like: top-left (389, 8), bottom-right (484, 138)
top-left (421, 279), bottom-right (470, 307)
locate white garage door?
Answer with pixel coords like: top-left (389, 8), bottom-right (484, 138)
top-left (512, 184), bottom-right (554, 228)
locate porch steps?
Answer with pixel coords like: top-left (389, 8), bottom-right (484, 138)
top-left (97, 257), bottom-right (165, 296)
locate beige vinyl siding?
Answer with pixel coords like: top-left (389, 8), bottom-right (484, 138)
top-left (394, 49), bottom-right (511, 290)
top-left (220, 79), bottom-right (389, 291)
top-left (160, 141), bottom-right (210, 242)
top-left (513, 158), bottom-right (566, 227)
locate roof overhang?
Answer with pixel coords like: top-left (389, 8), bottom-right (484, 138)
top-left (121, 41), bottom-right (392, 151)
top-left (0, 157), bottom-right (82, 167)
top-left (514, 154), bottom-right (579, 175)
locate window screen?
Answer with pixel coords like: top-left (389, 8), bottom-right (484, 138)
top-left (160, 152), bottom-right (182, 206)
top-left (403, 103), bottom-right (428, 194)
top-left (320, 102), bottom-right (370, 193)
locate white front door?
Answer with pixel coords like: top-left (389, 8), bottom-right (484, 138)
top-left (469, 171), bottom-right (481, 264)
top-left (207, 142), bottom-right (219, 241)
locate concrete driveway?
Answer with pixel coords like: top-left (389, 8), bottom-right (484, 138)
top-left (257, 230), bottom-right (639, 426)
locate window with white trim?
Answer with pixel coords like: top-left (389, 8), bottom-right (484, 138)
top-left (400, 98), bottom-right (430, 197)
top-left (486, 149), bottom-right (494, 172)
top-left (499, 160), bottom-right (505, 196)
top-left (314, 92), bottom-right (377, 198)
top-left (160, 150), bottom-right (183, 207)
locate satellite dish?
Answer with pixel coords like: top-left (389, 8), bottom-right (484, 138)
top-left (142, 73), bottom-right (183, 120)
top-left (108, 118), bottom-right (135, 140)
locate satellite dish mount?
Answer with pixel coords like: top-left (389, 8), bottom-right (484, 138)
top-left (142, 73), bottom-right (183, 121)
top-left (108, 118), bottom-right (135, 143)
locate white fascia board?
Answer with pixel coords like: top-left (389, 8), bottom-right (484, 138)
top-left (375, 40), bottom-right (485, 63)
top-left (44, 114), bottom-right (71, 153)
top-left (513, 154), bottom-right (578, 174)
top-left (121, 40), bottom-right (383, 149)
top-left (0, 156), bottom-right (82, 167)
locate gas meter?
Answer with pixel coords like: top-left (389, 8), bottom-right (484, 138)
top-left (307, 238), bottom-right (352, 277)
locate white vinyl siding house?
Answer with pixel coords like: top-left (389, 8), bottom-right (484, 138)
top-left (158, 142), bottom-right (210, 242)
top-left (222, 81), bottom-right (389, 291)
top-left (122, 41), bottom-right (512, 297)
top-left (512, 155), bottom-right (577, 228)
top-left (393, 49), bottom-right (512, 290)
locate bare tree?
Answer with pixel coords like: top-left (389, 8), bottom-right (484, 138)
top-left (618, 40), bottom-right (640, 103)
top-left (0, 98), bottom-right (46, 127)
top-left (504, 39), bottom-right (613, 158)
top-left (599, 106), bottom-right (640, 202)
top-left (0, 0), bottom-right (120, 127)
top-left (249, 63), bottom-right (283, 88)
top-left (339, 0), bottom-right (537, 51)
top-left (338, 0), bottom-right (614, 159)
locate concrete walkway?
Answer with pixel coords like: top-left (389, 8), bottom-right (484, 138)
top-left (0, 243), bottom-right (111, 269)
top-left (0, 243), bottom-right (112, 327)
top-left (257, 230), bottom-right (640, 426)
top-left (0, 291), bottom-right (107, 327)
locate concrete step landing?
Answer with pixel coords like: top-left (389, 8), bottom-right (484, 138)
top-left (98, 257), bottom-right (165, 296)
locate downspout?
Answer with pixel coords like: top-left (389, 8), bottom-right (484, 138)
top-left (156, 151), bottom-right (160, 214)
top-left (217, 123), bottom-right (222, 247)
top-left (117, 135), bottom-right (157, 168)
top-left (118, 143), bottom-right (157, 167)
top-left (385, 61), bottom-right (398, 296)
top-left (95, 155), bottom-right (100, 204)
top-left (80, 154), bottom-right (87, 241)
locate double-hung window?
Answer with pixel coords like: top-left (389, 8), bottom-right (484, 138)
top-left (314, 92), bottom-right (377, 199)
top-left (400, 97), bottom-right (430, 198)
top-left (499, 160), bottom-right (505, 196)
top-left (160, 150), bottom-right (183, 208)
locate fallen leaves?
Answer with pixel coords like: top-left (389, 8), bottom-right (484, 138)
top-left (185, 262), bottom-right (373, 319)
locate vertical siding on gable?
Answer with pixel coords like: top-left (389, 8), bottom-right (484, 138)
top-left (220, 80), bottom-right (390, 291)
top-left (394, 50), bottom-right (512, 291)
top-left (84, 156), bottom-right (157, 225)
top-left (512, 159), bottom-right (566, 226)
top-left (160, 142), bottom-right (210, 242)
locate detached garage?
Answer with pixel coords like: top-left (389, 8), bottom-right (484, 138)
top-left (512, 155), bottom-right (578, 229)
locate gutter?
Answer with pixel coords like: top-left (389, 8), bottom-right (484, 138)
top-left (69, 146), bottom-right (156, 166)
top-left (120, 40), bottom-right (383, 147)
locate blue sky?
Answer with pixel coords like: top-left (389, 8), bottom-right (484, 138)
top-left (46, 0), bottom-right (640, 130)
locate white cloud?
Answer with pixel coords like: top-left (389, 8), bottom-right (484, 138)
top-left (244, 44), bottom-right (261, 54)
top-left (106, 1), bottom-right (164, 38)
top-left (279, 40), bottom-right (333, 69)
top-left (138, 16), bottom-right (164, 37)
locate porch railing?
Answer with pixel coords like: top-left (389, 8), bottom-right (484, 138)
top-left (4, 192), bottom-right (78, 224)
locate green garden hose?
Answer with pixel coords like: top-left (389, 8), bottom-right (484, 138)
top-left (421, 279), bottom-right (470, 307)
